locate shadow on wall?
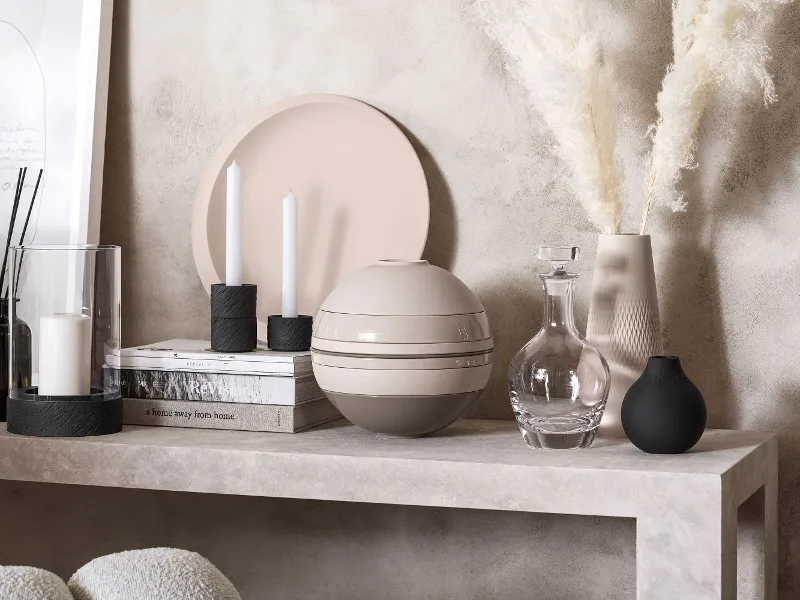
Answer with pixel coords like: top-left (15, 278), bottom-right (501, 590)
top-left (382, 115), bottom-right (457, 271)
top-left (602, 0), bottom-right (800, 433)
top-left (600, 0), bottom-right (738, 428)
top-left (770, 403), bottom-right (800, 598)
top-left (659, 4), bottom-right (800, 597)
top-left (98, 0), bottom-right (135, 343)
top-left (602, 9), bottom-right (800, 597)
top-left (660, 214), bottom-right (737, 428)
top-left (661, 3), bottom-right (800, 432)
top-left (385, 109), bottom-right (523, 419)
top-left (472, 277), bottom-right (541, 420)
top-left (600, 0), bottom-right (672, 157)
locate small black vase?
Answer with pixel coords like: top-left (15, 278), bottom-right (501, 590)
top-left (621, 355), bottom-right (706, 454)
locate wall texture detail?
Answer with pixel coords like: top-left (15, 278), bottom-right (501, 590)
top-left (17, 0), bottom-right (800, 597)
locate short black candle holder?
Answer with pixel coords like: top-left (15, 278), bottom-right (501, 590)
top-left (6, 387), bottom-right (123, 437)
top-left (268, 315), bottom-right (313, 352)
top-left (210, 283), bottom-right (257, 353)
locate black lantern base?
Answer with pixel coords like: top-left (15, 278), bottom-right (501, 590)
top-left (6, 387), bottom-right (123, 437)
top-left (268, 315), bottom-right (313, 352)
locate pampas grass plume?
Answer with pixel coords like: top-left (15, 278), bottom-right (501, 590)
top-left (640, 0), bottom-right (788, 234)
top-left (476, 0), bottom-right (624, 234)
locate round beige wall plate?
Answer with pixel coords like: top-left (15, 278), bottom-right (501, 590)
top-left (193, 94), bottom-right (429, 340)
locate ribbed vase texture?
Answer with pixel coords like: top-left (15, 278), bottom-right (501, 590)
top-left (586, 234), bottom-right (663, 437)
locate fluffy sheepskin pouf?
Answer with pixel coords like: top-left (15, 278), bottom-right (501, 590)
top-left (68, 548), bottom-right (241, 600)
top-left (0, 566), bottom-right (74, 600)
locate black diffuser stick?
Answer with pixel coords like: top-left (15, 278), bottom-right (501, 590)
top-left (0, 167), bottom-right (26, 298)
top-left (13, 168), bottom-right (43, 295)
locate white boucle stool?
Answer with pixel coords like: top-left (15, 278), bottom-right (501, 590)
top-left (67, 548), bottom-right (242, 600)
top-left (0, 566), bottom-right (73, 600)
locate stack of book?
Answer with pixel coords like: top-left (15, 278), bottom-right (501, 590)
top-left (111, 339), bottom-right (340, 433)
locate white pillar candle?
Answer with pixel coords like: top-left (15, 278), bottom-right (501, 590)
top-left (225, 160), bottom-right (243, 286)
top-left (38, 313), bottom-right (92, 396)
top-left (282, 191), bottom-right (299, 318)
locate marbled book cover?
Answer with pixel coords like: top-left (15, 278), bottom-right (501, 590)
top-left (118, 369), bottom-right (323, 406)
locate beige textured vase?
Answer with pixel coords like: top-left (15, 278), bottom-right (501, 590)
top-left (586, 234), bottom-right (663, 438)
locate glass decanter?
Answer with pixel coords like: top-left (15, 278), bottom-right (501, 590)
top-left (508, 246), bottom-right (610, 449)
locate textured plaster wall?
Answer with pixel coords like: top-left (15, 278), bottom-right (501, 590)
top-left (3, 0), bottom-right (800, 597)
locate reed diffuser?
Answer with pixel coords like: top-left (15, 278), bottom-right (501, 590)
top-left (1, 167), bottom-right (43, 421)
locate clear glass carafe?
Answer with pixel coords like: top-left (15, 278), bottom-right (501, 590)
top-left (508, 246), bottom-right (610, 449)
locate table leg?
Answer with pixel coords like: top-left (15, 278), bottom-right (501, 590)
top-left (765, 463), bottom-right (778, 600)
top-left (637, 499), bottom-right (737, 600)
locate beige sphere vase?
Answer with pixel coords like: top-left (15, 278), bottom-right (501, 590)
top-left (586, 234), bottom-right (663, 438)
top-left (312, 260), bottom-right (493, 437)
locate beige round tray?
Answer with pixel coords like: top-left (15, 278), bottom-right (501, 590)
top-left (192, 94), bottom-right (429, 340)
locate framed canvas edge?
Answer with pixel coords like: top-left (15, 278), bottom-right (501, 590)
top-left (69, 0), bottom-right (113, 244)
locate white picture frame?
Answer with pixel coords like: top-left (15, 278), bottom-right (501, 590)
top-left (0, 0), bottom-right (113, 246)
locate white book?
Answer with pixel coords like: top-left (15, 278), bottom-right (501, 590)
top-left (113, 339), bottom-right (312, 376)
top-left (108, 355), bottom-right (306, 376)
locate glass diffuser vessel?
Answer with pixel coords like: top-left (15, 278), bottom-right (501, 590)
top-left (0, 299), bottom-right (32, 421)
top-left (507, 246), bottom-right (610, 449)
top-left (7, 245), bottom-right (122, 437)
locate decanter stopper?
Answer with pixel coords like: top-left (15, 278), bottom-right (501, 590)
top-left (536, 245), bottom-right (580, 273)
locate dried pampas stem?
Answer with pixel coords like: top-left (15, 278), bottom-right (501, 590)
top-left (476, 0), bottom-right (624, 234)
top-left (640, 0), bottom-right (788, 234)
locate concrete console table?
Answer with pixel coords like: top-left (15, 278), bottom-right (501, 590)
top-left (0, 419), bottom-right (776, 600)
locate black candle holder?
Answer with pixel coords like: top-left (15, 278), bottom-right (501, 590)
top-left (268, 315), bottom-right (312, 352)
top-left (210, 283), bottom-right (257, 352)
top-left (7, 387), bottom-right (122, 437)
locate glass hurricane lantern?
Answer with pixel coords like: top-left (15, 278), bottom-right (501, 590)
top-left (6, 245), bottom-right (122, 437)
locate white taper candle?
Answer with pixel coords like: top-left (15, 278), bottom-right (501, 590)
top-left (225, 161), bottom-right (243, 286)
top-left (38, 313), bottom-right (92, 396)
top-left (282, 191), bottom-right (299, 318)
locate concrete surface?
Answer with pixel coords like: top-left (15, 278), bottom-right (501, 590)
top-left (0, 422), bottom-right (777, 599)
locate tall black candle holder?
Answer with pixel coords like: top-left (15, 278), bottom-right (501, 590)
top-left (210, 283), bottom-right (257, 352)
